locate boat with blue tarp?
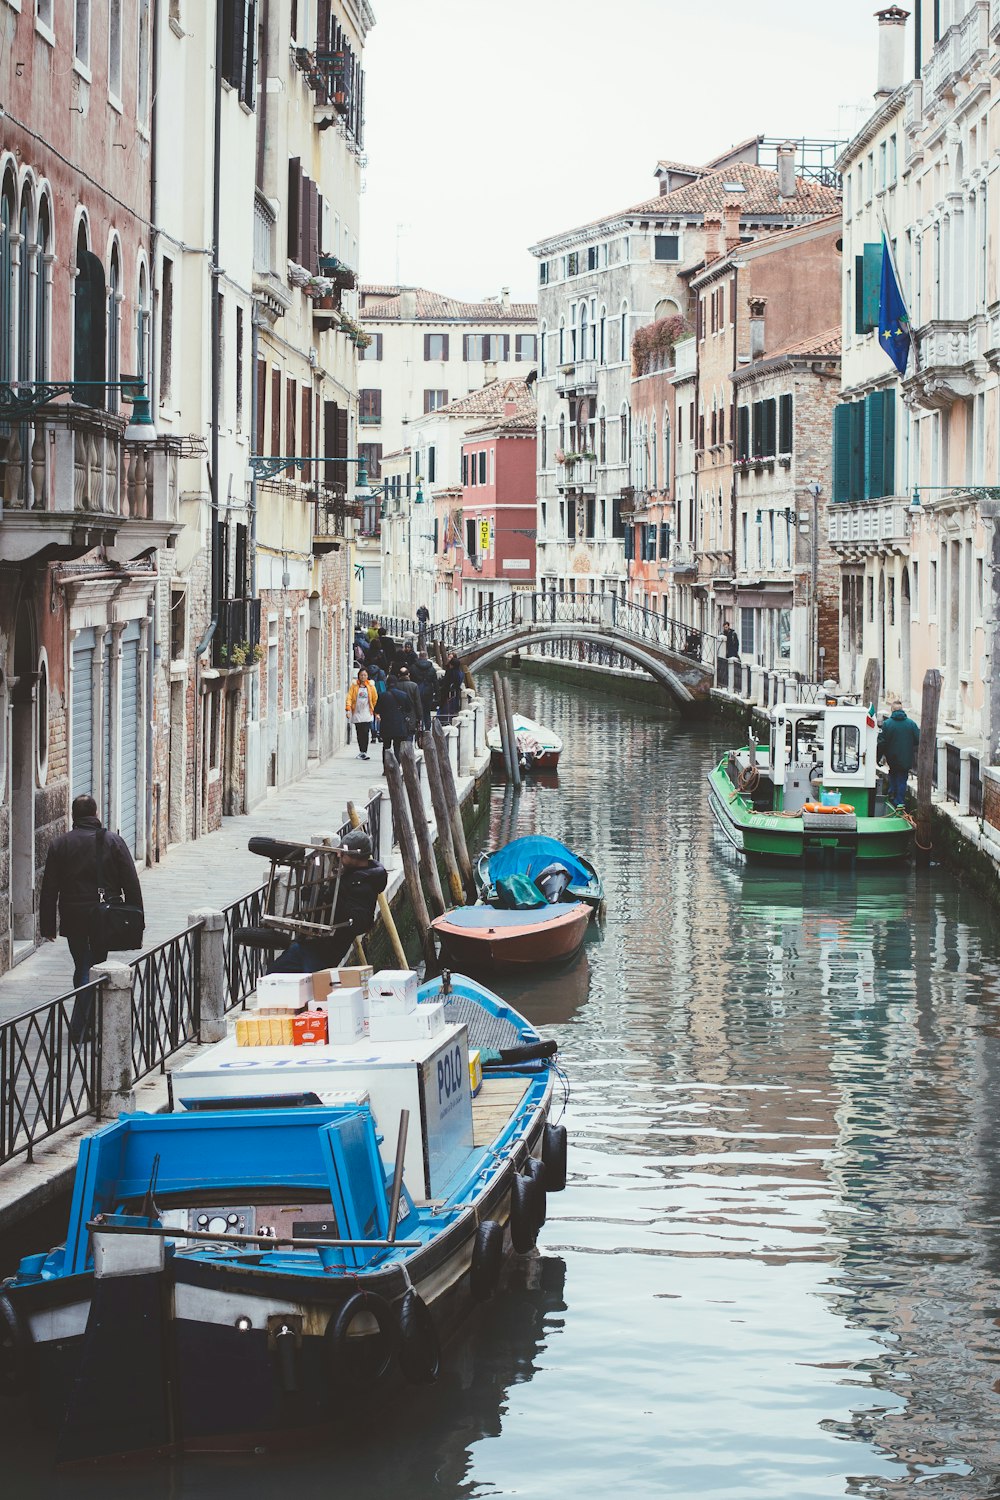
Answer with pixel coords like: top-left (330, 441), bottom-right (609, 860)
top-left (0, 971), bottom-right (567, 1462)
top-left (475, 835), bottom-right (605, 916)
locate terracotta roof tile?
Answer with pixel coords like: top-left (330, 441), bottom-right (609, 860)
top-left (359, 286), bottom-right (537, 322)
top-left (766, 326), bottom-right (842, 360)
top-left (429, 379), bottom-right (536, 420)
top-left (625, 163), bottom-right (840, 218)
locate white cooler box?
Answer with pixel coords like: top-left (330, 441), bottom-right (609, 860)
top-left (368, 968), bottom-right (420, 1017)
top-left (369, 1002), bottom-right (446, 1044)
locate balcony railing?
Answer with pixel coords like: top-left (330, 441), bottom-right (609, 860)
top-left (828, 500), bottom-right (910, 550)
top-left (213, 597), bottom-right (262, 669)
top-left (313, 491), bottom-right (363, 553)
top-left (556, 360), bottom-right (597, 397)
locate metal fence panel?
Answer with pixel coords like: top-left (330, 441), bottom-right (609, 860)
top-left (130, 926), bottom-right (202, 1081)
top-left (0, 985), bottom-right (101, 1166)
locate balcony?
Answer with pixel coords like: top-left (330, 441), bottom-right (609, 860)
top-left (0, 403), bottom-right (181, 563)
top-left (213, 598), bottom-right (262, 670)
top-left (828, 499), bottom-right (910, 554)
top-left (311, 489), bottom-right (363, 555)
top-left (556, 455), bottom-right (596, 491)
top-left (956, 0), bottom-right (990, 76)
top-left (556, 361), bottom-right (597, 398)
top-left (909, 319), bottom-right (984, 406)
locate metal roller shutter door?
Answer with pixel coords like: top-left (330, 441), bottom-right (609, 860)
top-left (72, 631), bottom-right (96, 799)
top-left (119, 625), bottom-right (140, 852)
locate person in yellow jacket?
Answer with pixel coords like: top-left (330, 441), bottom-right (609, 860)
top-left (346, 669), bottom-right (378, 759)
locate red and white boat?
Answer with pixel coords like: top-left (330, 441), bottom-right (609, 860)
top-left (431, 902), bottom-right (590, 969)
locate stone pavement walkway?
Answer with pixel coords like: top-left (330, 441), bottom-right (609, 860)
top-left (0, 745), bottom-right (397, 1025)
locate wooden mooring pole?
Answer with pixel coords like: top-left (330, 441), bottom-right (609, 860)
top-left (492, 671), bottom-right (513, 781)
top-left (398, 743), bottom-right (446, 917)
top-left (501, 674), bottom-right (522, 791)
top-left (382, 751), bottom-right (435, 962)
top-left (422, 730), bottom-right (465, 906)
top-left (915, 667), bottom-right (942, 861)
top-left (432, 719), bottom-right (477, 901)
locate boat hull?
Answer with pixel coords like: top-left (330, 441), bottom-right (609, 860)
top-left (707, 765), bottom-right (913, 862)
top-left (432, 904), bottom-right (590, 968)
top-left (489, 746), bottom-right (561, 772)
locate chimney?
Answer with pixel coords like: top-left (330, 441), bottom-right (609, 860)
top-left (703, 216), bottom-right (723, 265)
top-left (500, 286), bottom-right (510, 312)
top-left (776, 142), bottom-right (796, 201)
top-left (723, 202), bottom-right (742, 253)
top-left (748, 297), bottom-right (767, 360)
top-left (399, 288), bottom-right (417, 320)
top-left (875, 6), bottom-right (910, 99)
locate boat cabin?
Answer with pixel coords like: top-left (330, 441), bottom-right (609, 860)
top-left (730, 704), bottom-right (883, 816)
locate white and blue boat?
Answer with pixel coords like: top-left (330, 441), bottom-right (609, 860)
top-left (0, 972), bottom-right (566, 1461)
top-left (475, 835), bottom-right (605, 916)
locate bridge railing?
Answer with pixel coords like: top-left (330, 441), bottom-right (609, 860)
top-left (427, 591), bottom-right (719, 668)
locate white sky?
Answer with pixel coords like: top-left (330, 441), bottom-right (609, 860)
top-left (359, 0), bottom-right (888, 303)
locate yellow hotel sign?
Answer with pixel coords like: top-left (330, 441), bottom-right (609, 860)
top-left (478, 519), bottom-right (490, 555)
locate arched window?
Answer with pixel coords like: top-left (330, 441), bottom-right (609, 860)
top-left (540, 321), bottom-right (547, 378)
top-left (74, 219), bottom-right (107, 404)
top-left (580, 304), bottom-right (588, 363)
top-left (107, 243), bottom-right (121, 412)
top-left (558, 319), bottom-right (565, 366)
top-left (35, 196), bottom-right (50, 382)
top-left (599, 305), bottom-right (606, 364)
top-left (620, 405), bottom-right (629, 465)
top-left (540, 416), bottom-right (547, 468)
top-left (620, 302), bottom-right (629, 366)
top-left (598, 407), bottom-right (606, 464)
top-left (558, 413), bottom-right (565, 455)
top-left (17, 185), bottom-right (31, 382)
top-left (136, 260), bottom-right (150, 383)
top-left (662, 411), bottom-right (671, 488)
top-left (651, 424), bottom-right (658, 491)
top-left (0, 171), bottom-right (14, 384)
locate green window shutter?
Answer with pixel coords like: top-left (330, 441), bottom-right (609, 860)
top-left (778, 393), bottom-right (793, 454)
top-left (855, 256), bottom-right (865, 335)
top-left (850, 401), bottom-right (866, 501)
top-left (833, 403), bottom-right (852, 501)
top-left (862, 242), bottom-right (882, 332)
top-left (882, 390), bottom-right (895, 495)
top-left (737, 405), bottom-right (749, 460)
top-left (763, 397), bottom-right (777, 457)
top-left (864, 389), bottom-right (885, 499)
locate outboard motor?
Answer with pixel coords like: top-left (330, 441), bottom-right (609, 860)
top-left (535, 863), bottom-right (571, 904)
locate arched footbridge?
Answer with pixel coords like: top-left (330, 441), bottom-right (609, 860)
top-left (426, 592), bottom-right (717, 706)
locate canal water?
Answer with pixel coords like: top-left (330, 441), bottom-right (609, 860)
top-left (7, 671), bottom-right (1000, 1498)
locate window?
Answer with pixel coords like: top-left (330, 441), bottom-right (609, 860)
top-left (832, 391), bottom-right (895, 501)
top-left (35, 198), bottom-right (50, 381)
top-left (107, 246), bottom-right (121, 411)
top-left (74, 0), bottom-right (90, 67)
top-left (778, 393), bottom-right (793, 454)
top-left (427, 445), bottom-right (436, 483)
top-left (739, 608), bottom-right (754, 655)
top-left (138, 0), bottom-right (151, 123)
top-left (424, 333), bottom-right (449, 360)
top-left (515, 334), bottom-right (537, 362)
top-left (463, 333), bottom-right (510, 361)
top-left (830, 724), bottom-right (861, 775)
top-left (587, 245), bottom-right (599, 270)
top-left (565, 251), bottom-right (579, 277)
top-left (654, 235), bottom-right (679, 261)
top-left (539, 261), bottom-right (549, 285)
top-left (423, 389), bottom-right (448, 412)
top-left (37, 0), bottom-right (54, 27)
top-left (360, 333), bottom-right (382, 360)
top-left (478, 451), bottom-right (487, 484)
top-left (855, 242), bottom-right (882, 334)
top-left (170, 589), bottom-right (187, 660)
top-left (235, 305), bottom-right (243, 431)
top-left (286, 158), bottom-right (320, 273)
top-left (221, 0), bottom-right (257, 109)
top-left (359, 388), bottom-right (381, 424)
top-left (159, 256), bottom-right (173, 403)
top-left (750, 398), bottom-right (776, 458)
top-left (108, 0), bottom-right (122, 98)
top-left (358, 442), bottom-right (382, 480)
top-left (540, 418), bottom-right (547, 468)
top-left (461, 453), bottom-right (468, 486)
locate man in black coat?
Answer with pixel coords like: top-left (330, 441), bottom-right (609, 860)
top-left (269, 830), bottom-right (388, 973)
top-left (40, 794), bottom-right (145, 1037)
top-left (411, 647), bottom-right (439, 733)
top-left (376, 673), bottom-right (415, 769)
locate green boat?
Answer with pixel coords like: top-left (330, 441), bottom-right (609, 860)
top-left (707, 702), bottom-right (913, 862)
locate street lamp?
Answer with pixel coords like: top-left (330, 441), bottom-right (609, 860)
top-left (0, 377), bottom-right (157, 441)
top-left (248, 454), bottom-right (369, 484)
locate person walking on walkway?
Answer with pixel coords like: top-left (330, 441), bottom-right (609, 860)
top-left (877, 700), bottom-right (920, 808)
top-left (40, 794), bottom-right (144, 1038)
top-left (396, 665), bottom-right (422, 739)
top-left (412, 647), bottom-right (439, 735)
top-left (416, 603), bottom-right (430, 648)
top-left (346, 668), bottom-right (378, 760)
top-left (724, 623), bottom-right (740, 659)
top-left (269, 830), bottom-right (387, 974)
top-left (440, 651), bottom-right (465, 723)
top-left (376, 673), bottom-right (413, 770)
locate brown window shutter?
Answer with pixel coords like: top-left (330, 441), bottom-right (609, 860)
top-left (335, 404), bottom-right (348, 487)
top-left (288, 159), bottom-right (301, 262)
top-left (255, 358), bottom-right (266, 455)
top-left (730, 277), bottom-right (736, 323)
top-left (302, 387), bottom-right (312, 481)
top-left (287, 378), bottom-right (296, 464)
top-left (323, 400), bottom-right (336, 486)
top-left (271, 368), bottom-right (281, 455)
top-left (424, 333), bottom-right (431, 360)
top-left (307, 180), bottom-right (319, 273)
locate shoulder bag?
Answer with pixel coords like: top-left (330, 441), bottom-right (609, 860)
top-left (90, 830), bottom-right (145, 951)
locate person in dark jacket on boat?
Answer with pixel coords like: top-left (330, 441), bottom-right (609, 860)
top-left (268, 830), bottom-right (388, 973)
top-left (877, 701), bottom-right (920, 808)
top-left (40, 794), bottom-right (145, 1038)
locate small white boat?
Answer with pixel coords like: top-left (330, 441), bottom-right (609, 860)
top-left (487, 713), bottom-right (562, 773)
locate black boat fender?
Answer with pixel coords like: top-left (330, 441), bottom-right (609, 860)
top-left (0, 1293), bottom-right (31, 1397)
top-left (542, 1122), bottom-right (568, 1192)
top-left (396, 1289), bottom-right (440, 1385)
top-left (325, 1290), bottom-right (396, 1387)
top-left (521, 1156), bottom-right (547, 1228)
top-left (509, 1172), bottom-right (541, 1254)
top-left (469, 1220), bottom-right (504, 1301)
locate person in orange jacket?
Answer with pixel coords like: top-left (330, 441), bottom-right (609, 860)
top-left (346, 668), bottom-right (378, 759)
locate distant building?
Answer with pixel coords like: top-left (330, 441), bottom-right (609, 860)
top-left (356, 286), bottom-right (537, 483)
top-left (457, 385), bottom-right (538, 616)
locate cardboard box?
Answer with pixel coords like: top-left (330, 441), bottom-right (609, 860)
top-left (311, 965), bottom-right (374, 1002)
top-left (369, 1002), bottom-right (445, 1043)
top-left (368, 968), bottom-right (420, 1017)
top-left (325, 987), bottom-right (367, 1042)
top-left (469, 1048), bottom-right (482, 1097)
top-left (257, 973), bottom-right (312, 1007)
top-left (293, 1014), bottom-right (329, 1046)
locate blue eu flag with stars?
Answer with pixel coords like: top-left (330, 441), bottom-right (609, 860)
top-left (878, 235), bottom-right (911, 375)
